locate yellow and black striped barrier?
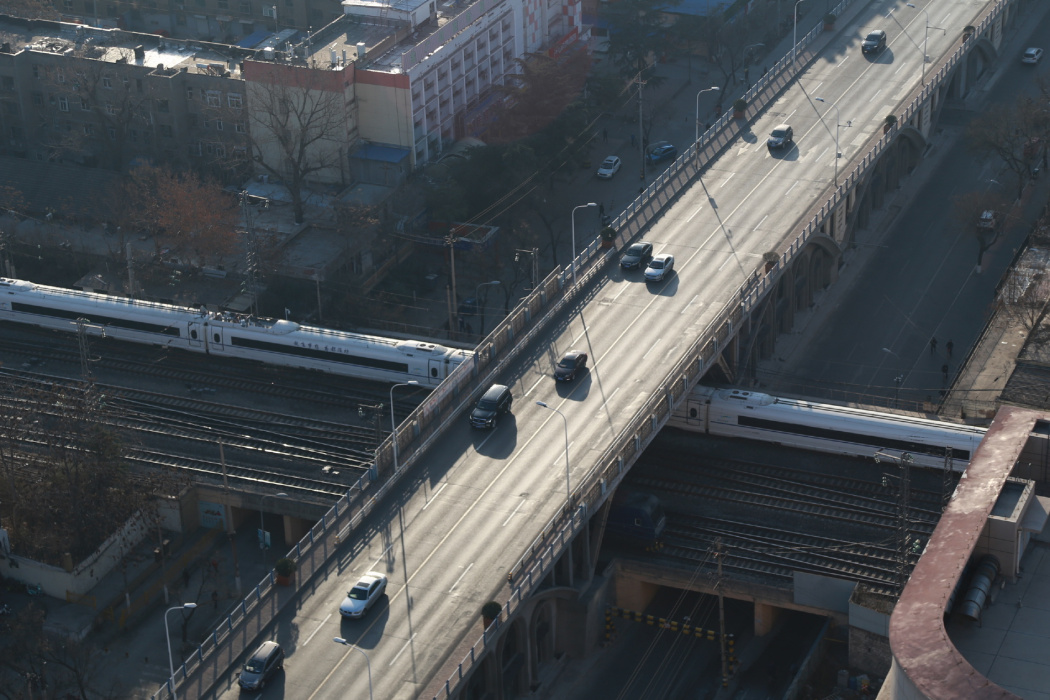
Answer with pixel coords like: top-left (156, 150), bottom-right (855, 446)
top-left (606, 607), bottom-right (735, 647)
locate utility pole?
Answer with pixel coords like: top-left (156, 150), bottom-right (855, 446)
top-left (219, 440), bottom-right (242, 595)
top-left (716, 540), bottom-right (729, 689)
top-left (637, 71), bottom-right (646, 181)
top-left (242, 192), bottom-right (260, 318)
top-left (877, 451), bottom-right (914, 595)
top-left (125, 240), bottom-right (135, 298)
top-left (446, 233), bottom-right (459, 338)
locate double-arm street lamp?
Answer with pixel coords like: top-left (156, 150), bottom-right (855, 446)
top-left (536, 401), bottom-right (571, 501)
top-left (389, 380), bottom-right (419, 471)
top-left (905, 3), bottom-right (944, 86)
top-left (814, 97), bottom-right (841, 186)
top-left (570, 203), bottom-right (598, 285)
top-left (164, 603), bottom-right (197, 700)
top-left (333, 637), bottom-right (373, 700)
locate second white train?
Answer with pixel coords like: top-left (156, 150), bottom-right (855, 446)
top-left (669, 385), bottom-right (986, 470)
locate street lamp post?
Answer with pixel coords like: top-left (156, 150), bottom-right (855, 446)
top-left (570, 203), bottom-right (597, 285)
top-left (793, 0), bottom-right (807, 68)
top-left (906, 3), bottom-right (928, 86)
top-left (389, 380), bottom-right (419, 472)
top-left (694, 86), bottom-right (720, 166)
top-left (164, 603), bottom-right (197, 700)
top-left (259, 492), bottom-right (289, 557)
top-left (814, 97), bottom-right (841, 186)
top-left (536, 401), bottom-right (571, 501)
top-left (474, 280), bottom-right (500, 336)
top-left (333, 637), bottom-right (373, 700)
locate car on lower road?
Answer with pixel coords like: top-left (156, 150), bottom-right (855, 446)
top-left (862, 29), bottom-right (887, 54)
top-left (767, 124), bottom-right (793, 150)
top-left (340, 571), bottom-right (388, 618)
top-left (620, 242), bottom-right (654, 270)
top-left (554, 351), bottom-right (588, 382)
top-left (1022, 47), bottom-right (1043, 64)
top-left (646, 142), bottom-right (677, 165)
top-left (596, 156), bottom-right (622, 179)
top-left (645, 253), bottom-right (675, 282)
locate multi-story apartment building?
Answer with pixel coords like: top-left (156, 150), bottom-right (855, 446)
top-left (0, 16), bottom-right (253, 180)
top-left (0, 0), bottom-right (586, 195)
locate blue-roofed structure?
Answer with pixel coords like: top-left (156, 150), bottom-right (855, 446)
top-left (237, 30), bottom-right (271, 48)
top-left (666, 0), bottom-right (732, 16)
top-left (351, 143), bottom-right (411, 186)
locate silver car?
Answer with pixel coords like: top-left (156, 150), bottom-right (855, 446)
top-left (644, 254), bottom-right (675, 282)
top-left (340, 571), bottom-right (388, 618)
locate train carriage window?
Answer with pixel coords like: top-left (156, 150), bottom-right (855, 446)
top-left (214, 333), bottom-right (221, 342)
top-left (432, 367), bottom-right (438, 377)
top-left (190, 329), bottom-right (198, 339)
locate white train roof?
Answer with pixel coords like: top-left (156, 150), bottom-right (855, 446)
top-left (1, 277), bottom-right (207, 319)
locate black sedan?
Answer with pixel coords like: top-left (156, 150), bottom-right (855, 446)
top-left (620, 242), bottom-right (654, 270)
top-left (554, 351), bottom-right (588, 381)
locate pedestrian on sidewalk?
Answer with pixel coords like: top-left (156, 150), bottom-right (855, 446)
top-left (946, 339), bottom-right (954, 357)
top-left (602, 128), bottom-right (608, 143)
top-left (598, 202), bottom-right (605, 218)
top-left (630, 133), bottom-right (636, 147)
top-left (929, 337), bottom-right (938, 354)
top-left (942, 364), bottom-right (949, 382)
top-left (715, 100), bottom-right (722, 115)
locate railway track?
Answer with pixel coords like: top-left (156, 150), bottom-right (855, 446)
top-left (620, 446), bottom-right (954, 594)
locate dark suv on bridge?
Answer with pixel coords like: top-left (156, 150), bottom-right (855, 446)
top-left (469, 384), bottom-right (513, 429)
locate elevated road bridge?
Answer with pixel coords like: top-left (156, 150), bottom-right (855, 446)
top-left (158, 0), bottom-right (1028, 698)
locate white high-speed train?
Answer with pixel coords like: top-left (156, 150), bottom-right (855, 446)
top-left (668, 385), bottom-right (986, 470)
top-left (0, 278), bottom-right (472, 385)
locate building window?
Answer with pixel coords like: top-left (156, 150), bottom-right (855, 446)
top-left (129, 128), bottom-right (137, 142)
top-left (58, 96), bottom-right (68, 112)
top-left (235, 121), bottom-right (246, 133)
top-left (217, 0), bottom-right (227, 8)
top-left (202, 117), bottom-right (210, 129)
top-left (32, 64), bottom-right (39, 78)
top-left (238, 0), bottom-right (249, 12)
top-left (83, 124), bottom-right (94, 136)
top-left (157, 98), bottom-right (169, 113)
top-left (186, 86), bottom-right (194, 100)
top-left (81, 97), bottom-right (90, 111)
top-left (31, 92), bottom-right (42, 106)
top-left (215, 120), bottom-right (223, 131)
top-left (107, 126), bottom-right (116, 139)
top-left (159, 124), bottom-right (173, 137)
top-left (106, 102), bottom-right (116, 115)
top-left (205, 90), bottom-right (221, 107)
top-left (57, 71), bottom-right (65, 84)
top-left (102, 75), bottom-right (112, 89)
top-left (189, 141), bottom-right (202, 156)
top-left (63, 0), bottom-right (72, 8)
top-left (227, 92), bottom-right (242, 109)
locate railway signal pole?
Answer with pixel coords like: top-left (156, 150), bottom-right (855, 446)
top-left (876, 451), bottom-right (914, 595)
top-left (715, 539), bottom-right (729, 688)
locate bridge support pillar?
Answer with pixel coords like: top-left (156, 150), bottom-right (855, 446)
top-left (754, 601), bottom-right (781, 636)
top-left (615, 574), bottom-right (658, 613)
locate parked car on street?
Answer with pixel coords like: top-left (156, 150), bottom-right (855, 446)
top-left (646, 142), bottom-right (677, 165)
top-left (1022, 47), bottom-right (1043, 64)
top-left (597, 156), bottom-right (622, 179)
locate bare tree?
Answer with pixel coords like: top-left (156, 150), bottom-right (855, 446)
top-left (967, 96), bottom-right (1046, 201)
top-left (245, 62), bottom-right (351, 224)
top-left (952, 190), bottom-right (1013, 271)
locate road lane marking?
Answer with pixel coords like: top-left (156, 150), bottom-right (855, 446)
top-left (755, 214), bottom-right (768, 230)
top-left (681, 295), bottom-right (701, 315)
top-left (894, 61), bottom-right (909, 75)
top-left (868, 89), bottom-right (882, 103)
top-left (643, 341), bottom-right (661, 359)
top-left (595, 388), bottom-right (620, 417)
top-left (686, 204), bottom-right (705, 222)
top-left (421, 483), bottom-right (447, 510)
top-left (551, 442), bottom-right (575, 468)
top-left (785, 181), bottom-right (798, 196)
top-left (302, 613), bottom-right (332, 646)
top-left (525, 377), bottom-right (543, 396)
top-left (389, 634), bottom-right (417, 666)
top-left (501, 500), bottom-right (525, 527)
top-left (719, 173), bottom-right (735, 189)
top-left (449, 563), bottom-right (474, 592)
